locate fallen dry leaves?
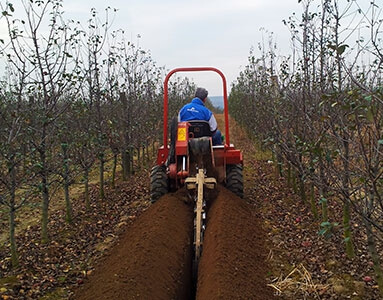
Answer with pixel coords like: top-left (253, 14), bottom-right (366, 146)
top-left (243, 154), bottom-right (380, 299)
top-left (0, 172), bottom-right (151, 299)
top-left (230, 116), bottom-right (381, 300)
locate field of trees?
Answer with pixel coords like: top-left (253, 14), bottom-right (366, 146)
top-left (0, 0), bottom-right (197, 264)
top-left (0, 0), bottom-right (382, 299)
top-left (230, 0), bottom-right (383, 297)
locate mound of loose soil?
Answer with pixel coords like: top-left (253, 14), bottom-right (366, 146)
top-left (73, 189), bottom-right (194, 300)
top-left (73, 185), bottom-right (275, 300)
top-left (196, 186), bottom-right (276, 300)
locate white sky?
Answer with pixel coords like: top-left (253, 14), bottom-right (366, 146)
top-left (62, 0), bottom-right (303, 96)
top-left (0, 1), bottom-right (376, 95)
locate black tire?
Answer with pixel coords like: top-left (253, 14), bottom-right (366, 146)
top-left (226, 164), bottom-right (244, 198)
top-left (150, 165), bottom-right (168, 203)
top-left (167, 117), bottom-right (178, 165)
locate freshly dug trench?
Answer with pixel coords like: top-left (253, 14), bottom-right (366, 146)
top-left (196, 186), bottom-right (276, 300)
top-left (73, 189), bottom-right (194, 300)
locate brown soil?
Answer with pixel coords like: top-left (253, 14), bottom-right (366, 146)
top-left (73, 184), bottom-right (274, 299)
top-left (73, 189), bottom-right (194, 300)
top-left (197, 186), bottom-right (275, 300)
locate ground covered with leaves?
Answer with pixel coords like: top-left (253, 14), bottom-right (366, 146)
top-left (0, 173), bottom-right (151, 299)
top-left (240, 139), bottom-right (381, 299)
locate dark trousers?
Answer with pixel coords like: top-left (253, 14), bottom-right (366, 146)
top-left (212, 130), bottom-right (222, 146)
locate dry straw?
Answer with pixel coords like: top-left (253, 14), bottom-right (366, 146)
top-left (268, 263), bottom-right (329, 300)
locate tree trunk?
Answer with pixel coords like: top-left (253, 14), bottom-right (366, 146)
top-left (62, 144), bottom-right (73, 224)
top-left (298, 174), bottom-right (307, 203)
top-left (41, 175), bottom-right (49, 243)
top-left (64, 180), bottom-right (72, 224)
top-left (287, 163), bottom-right (292, 187)
top-left (9, 205), bottom-right (18, 268)
top-left (99, 152), bottom-right (105, 200)
top-left (146, 141), bottom-right (150, 162)
top-left (40, 141), bottom-right (50, 244)
top-left (365, 217), bottom-right (383, 296)
top-left (84, 168), bottom-right (90, 211)
top-left (130, 146), bottom-right (134, 174)
top-left (342, 137), bottom-right (355, 258)
top-left (272, 151), bottom-right (277, 178)
top-left (319, 156), bottom-right (328, 223)
top-left (120, 92), bottom-right (131, 179)
top-left (308, 157), bottom-right (318, 218)
top-left (310, 183), bottom-right (318, 219)
top-left (112, 152), bottom-right (117, 188)
top-left (137, 146), bottom-right (141, 170)
top-left (292, 168), bottom-right (297, 193)
top-left (9, 164), bottom-right (18, 268)
top-left (277, 161), bottom-right (283, 178)
top-left (142, 145), bottom-right (146, 166)
top-left (122, 149), bottom-right (130, 180)
top-left (343, 200), bottom-right (354, 258)
top-left (274, 146), bottom-right (283, 178)
top-left (321, 196), bottom-right (328, 223)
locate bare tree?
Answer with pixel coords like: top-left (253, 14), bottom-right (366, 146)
top-left (1, 0), bottom-right (82, 242)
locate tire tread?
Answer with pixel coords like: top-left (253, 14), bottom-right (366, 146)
top-left (226, 164), bottom-right (244, 198)
top-left (150, 165), bottom-right (168, 202)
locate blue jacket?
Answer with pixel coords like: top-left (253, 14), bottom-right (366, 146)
top-left (179, 97), bottom-right (213, 123)
top-left (178, 97), bottom-right (219, 135)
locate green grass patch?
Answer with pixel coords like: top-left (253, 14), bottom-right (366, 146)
top-left (0, 275), bottom-right (19, 288)
top-left (38, 287), bottom-right (68, 300)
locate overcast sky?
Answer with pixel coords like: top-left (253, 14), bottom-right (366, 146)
top-left (0, 0), bottom-right (305, 95)
top-left (61, 0), bottom-right (304, 96)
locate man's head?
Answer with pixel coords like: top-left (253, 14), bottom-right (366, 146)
top-left (195, 87), bottom-right (208, 102)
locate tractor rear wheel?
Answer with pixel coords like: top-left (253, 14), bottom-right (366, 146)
top-left (167, 117), bottom-right (178, 165)
top-left (150, 165), bottom-right (168, 203)
top-left (226, 164), bottom-right (244, 198)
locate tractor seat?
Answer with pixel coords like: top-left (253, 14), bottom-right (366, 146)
top-left (187, 120), bottom-right (212, 138)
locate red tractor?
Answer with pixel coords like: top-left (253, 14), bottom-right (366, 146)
top-left (150, 67), bottom-right (243, 271)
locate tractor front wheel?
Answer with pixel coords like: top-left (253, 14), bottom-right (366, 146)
top-left (150, 165), bottom-right (168, 203)
top-left (226, 164), bottom-right (244, 198)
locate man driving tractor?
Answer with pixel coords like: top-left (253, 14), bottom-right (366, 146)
top-left (178, 87), bottom-right (222, 145)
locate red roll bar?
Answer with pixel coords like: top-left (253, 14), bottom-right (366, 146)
top-left (163, 67), bottom-right (230, 147)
